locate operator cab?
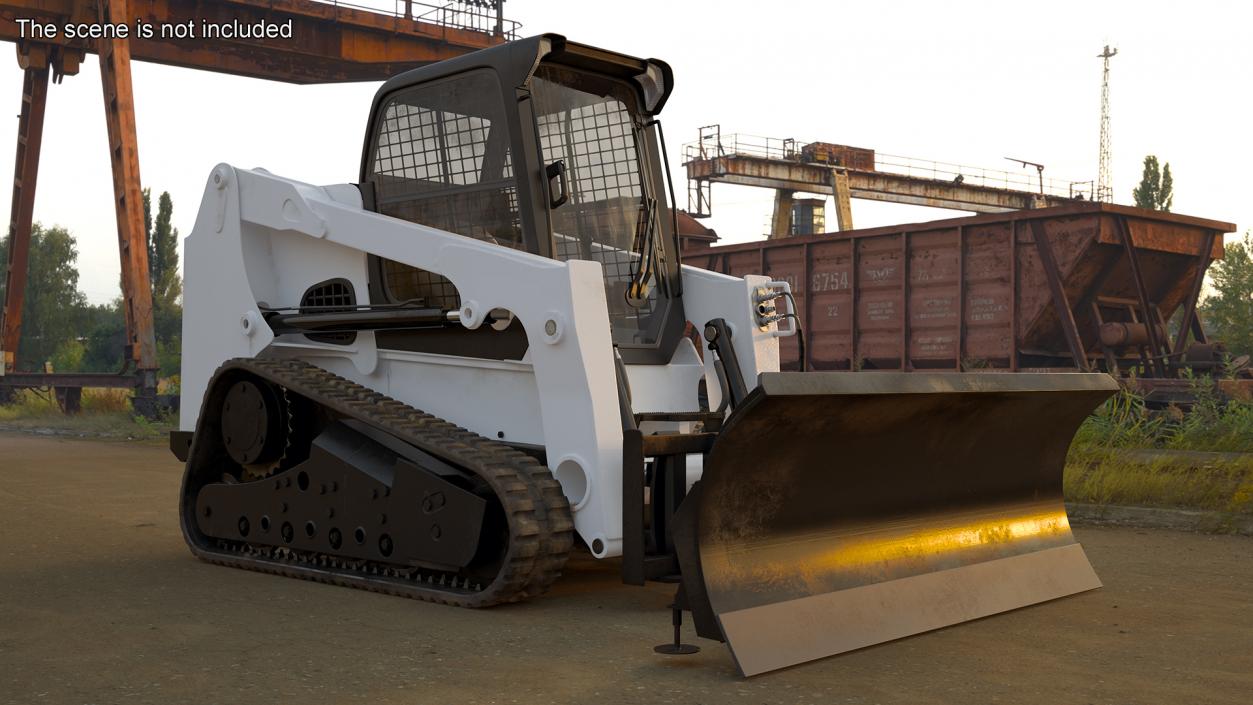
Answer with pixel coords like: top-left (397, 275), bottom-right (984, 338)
top-left (359, 34), bottom-right (685, 364)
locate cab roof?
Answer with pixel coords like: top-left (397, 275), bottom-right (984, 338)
top-left (369, 33), bottom-right (673, 117)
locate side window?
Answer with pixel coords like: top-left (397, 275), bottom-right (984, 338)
top-left (368, 71), bottom-right (519, 307)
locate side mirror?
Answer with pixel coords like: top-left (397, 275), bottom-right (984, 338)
top-left (546, 160), bottom-right (569, 209)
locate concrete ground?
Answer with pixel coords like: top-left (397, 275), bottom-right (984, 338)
top-left (1, 431), bottom-right (1250, 705)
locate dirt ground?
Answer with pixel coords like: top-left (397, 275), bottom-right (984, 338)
top-left (1, 431), bottom-right (1250, 705)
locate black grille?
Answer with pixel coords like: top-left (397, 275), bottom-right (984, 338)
top-left (301, 279), bottom-right (356, 345)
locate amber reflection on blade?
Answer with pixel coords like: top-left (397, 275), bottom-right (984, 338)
top-left (706, 505), bottom-right (1074, 598)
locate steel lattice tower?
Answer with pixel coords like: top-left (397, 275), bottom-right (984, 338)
top-left (1096, 45), bottom-right (1117, 202)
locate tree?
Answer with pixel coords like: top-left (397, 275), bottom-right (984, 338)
top-left (1132, 155), bottom-right (1173, 211)
top-left (150, 191), bottom-right (181, 306)
top-left (0, 224), bottom-right (88, 370)
top-left (0, 196), bottom-right (184, 377)
top-left (81, 300), bottom-right (126, 373)
top-left (142, 187), bottom-right (152, 261)
top-left (142, 189), bottom-right (183, 376)
top-left (1200, 233), bottom-right (1253, 357)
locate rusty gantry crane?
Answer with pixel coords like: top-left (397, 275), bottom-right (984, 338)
top-left (684, 125), bottom-right (1096, 237)
top-left (0, 0), bottom-right (513, 413)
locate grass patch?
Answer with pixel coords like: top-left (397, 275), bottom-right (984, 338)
top-left (0, 387), bottom-right (173, 441)
top-left (1065, 447), bottom-right (1253, 514)
top-left (1065, 380), bottom-right (1253, 514)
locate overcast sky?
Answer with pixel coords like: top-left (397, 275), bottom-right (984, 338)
top-left (1, 0), bottom-right (1248, 305)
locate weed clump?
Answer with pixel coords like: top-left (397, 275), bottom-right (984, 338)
top-left (1066, 379), bottom-right (1253, 514)
top-left (0, 387), bottom-right (172, 440)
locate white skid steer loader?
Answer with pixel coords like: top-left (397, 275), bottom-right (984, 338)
top-left (173, 34), bottom-right (1117, 676)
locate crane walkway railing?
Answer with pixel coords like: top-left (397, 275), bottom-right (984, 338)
top-left (684, 130), bottom-right (1093, 200)
top-left (310, 0), bottom-right (520, 39)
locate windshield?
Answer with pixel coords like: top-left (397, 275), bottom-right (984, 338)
top-left (531, 64), bottom-right (665, 347)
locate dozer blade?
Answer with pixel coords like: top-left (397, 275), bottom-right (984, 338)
top-left (675, 371), bottom-right (1118, 676)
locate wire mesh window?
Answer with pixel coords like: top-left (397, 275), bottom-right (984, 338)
top-left (532, 64), bottom-right (662, 346)
top-left (369, 70), bottom-right (518, 308)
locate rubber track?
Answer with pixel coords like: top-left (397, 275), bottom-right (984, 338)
top-left (182, 358), bottom-right (573, 608)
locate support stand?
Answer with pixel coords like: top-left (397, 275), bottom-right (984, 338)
top-left (653, 603), bottom-right (700, 656)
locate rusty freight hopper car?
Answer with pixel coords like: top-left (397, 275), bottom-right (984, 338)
top-left (684, 204), bottom-right (1238, 389)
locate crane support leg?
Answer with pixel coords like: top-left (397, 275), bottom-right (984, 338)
top-left (1, 63), bottom-right (49, 373)
top-left (830, 167), bottom-right (853, 231)
top-left (97, 0), bottom-right (159, 408)
top-left (769, 190), bottom-right (794, 239)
